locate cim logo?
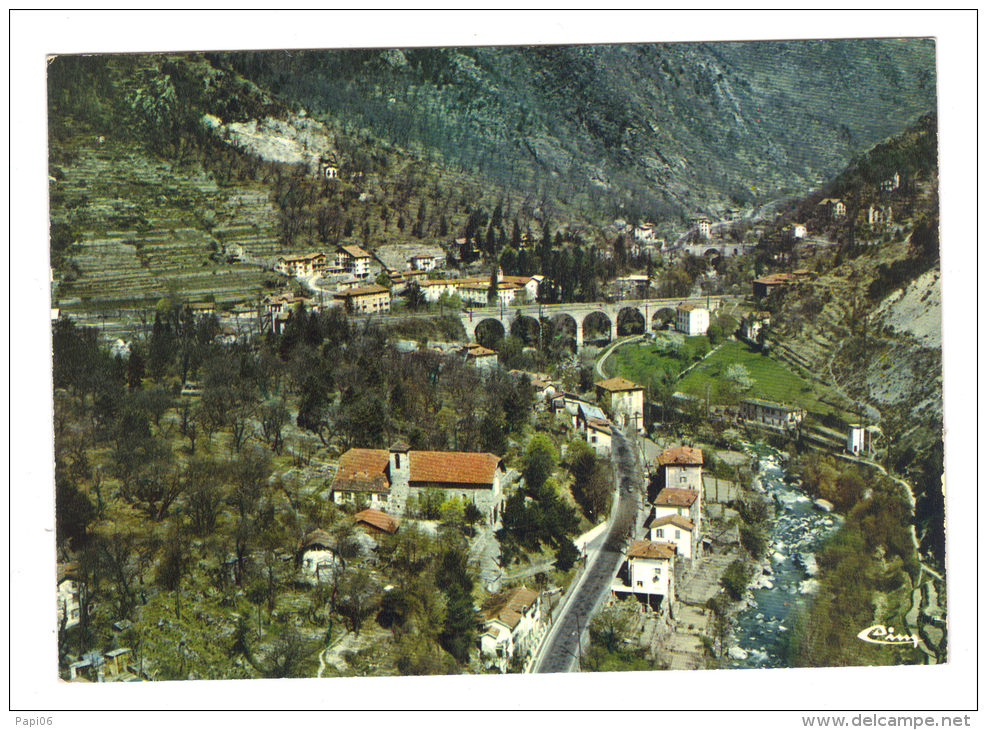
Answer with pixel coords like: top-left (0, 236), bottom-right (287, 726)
top-left (856, 624), bottom-right (918, 648)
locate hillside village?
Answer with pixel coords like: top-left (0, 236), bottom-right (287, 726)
top-left (49, 50), bottom-right (944, 681)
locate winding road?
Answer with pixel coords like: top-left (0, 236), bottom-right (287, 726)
top-left (531, 429), bottom-right (644, 673)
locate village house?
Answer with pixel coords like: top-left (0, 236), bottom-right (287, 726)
top-left (338, 245), bottom-right (373, 279)
top-left (867, 204), bottom-right (893, 225)
top-left (331, 448), bottom-right (392, 508)
top-left (331, 443), bottom-right (506, 523)
top-left (458, 279), bottom-right (518, 307)
top-left (645, 514), bottom-right (696, 559)
top-left (817, 198), bottom-right (847, 219)
top-left (740, 311), bottom-right (771, 344)
top-left (549, 391), bottom-right (593, 428)
top-left (458, 342), bottom-right (499, 371)
top-left (318, 152), bottom-right (339, 180)
top-left (752, 272), bottom-right (797, 299)
top-left (68, 648), bottom-right (138, 683)
top-left (658, 445), bottom-right (704, 499)
top-left (275, 252), bottom-right (327, 278)
top-left (352, 508), bottom-right (400, 536)
top-left (740, 398), bottom-right (805, 428)
top-left (296, 529), bottom-right (341, 585)
top-left (332, 284), bottom-right (391, 314)
top-left (696, 218), bottom-right (712, 239)
top-left (653, 486), bottom-right (701, 533)
top-left (574, 402), bottom-right (612, 456)
top-left (583, 416), bottom-right (613, 457)
top-left (787, 223), bottom-right (808, 240)
top-left (262, 292), bottom-right (316, 334)
top-left (880, 171), bottom-right (901, 192)
top-left (612, 275), bottom-right (651, 299)
top-left (612, 540), bottom-right (676, 612)
top-left (595, 377), bottom-right (645, 434)
top-left (633, 222), bottom-right (657, 242)
top-left (478, 586), bottom-right (544, 672)
top-left (675, 302), bottom-right (710, 336)
top-left (408, 253), bottom-right (438, 271)
top-left (57, 562), bottom-right (83, 630)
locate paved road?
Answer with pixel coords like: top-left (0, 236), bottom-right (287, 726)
top-left (532, 429), bottom-right (644, 673)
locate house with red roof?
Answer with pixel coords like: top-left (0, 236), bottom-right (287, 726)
top-left (478, 586), bottom-right (544, 672)
top-left (612, 540), bottom-right (677, 612)
top-left (595, 376), bottom-right (645, 434)
top-left (658, 445), bottom-right (704, 499)
top-left (653, 486), bottom-right (701, 536)
top-left (331, 442), bottom-right (506, 523)
top-left (646, 514), bottom-right (696, 559)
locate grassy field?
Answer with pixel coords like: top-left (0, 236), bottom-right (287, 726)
top-left (676, 340), bottom-right (848, 418)
top-left (602, 333), bottom-right (710, 385)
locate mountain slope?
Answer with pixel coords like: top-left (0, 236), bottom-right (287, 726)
top-left (218, 39), bottom-right (936, 220)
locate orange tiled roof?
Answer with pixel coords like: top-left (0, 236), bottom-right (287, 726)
top-left (479, 586), bottom-right (539, 629)
top-left (340, 245), bottom-right (371, 259)
top-left (654, 487), bottom-right (699, 508)
top-left (595, 376), bottom-right (643, 392)
top-left (332, 449), bottom-right (390, 494)
top-left (409, 451), bottom-right (503, 487)
top-left (333, 284), bottom-right (389, 298)
top-left (626, 540), bottom-right (676, 560)
top-left (754, 273), bottom-right (797, 286)
top-left (658, 445), bottom-right (704, 467)
top-left (353, 508), bottom-right (400, 534)
top-left (646, 514), bottom-right (695, 531)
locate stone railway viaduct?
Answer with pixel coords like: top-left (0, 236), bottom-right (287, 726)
top-left (453, 295), bottom-right (732, 347)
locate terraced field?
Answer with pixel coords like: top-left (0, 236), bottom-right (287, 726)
top-left (50, 135), bottom-right (298, 313)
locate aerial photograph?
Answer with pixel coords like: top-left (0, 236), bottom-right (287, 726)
top-left (47, 34), bottom-right (946, 685)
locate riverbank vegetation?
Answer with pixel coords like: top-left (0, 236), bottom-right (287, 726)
top-left (788, 454), bottom-right (923, 667)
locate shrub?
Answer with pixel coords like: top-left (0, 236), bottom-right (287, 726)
top-left (721, 559), bottom-right (752, 600)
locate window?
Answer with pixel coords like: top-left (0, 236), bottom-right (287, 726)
top-left (655, 529), bottom-right (664, 538)
top-left (395, 453), bottom-right (401, 469)
top-left (680, 476), bottom-right (687, 483)
top-left (675, 530), bottom-right (681, 539)
top-left (636, 580), bottom-right (643, 587)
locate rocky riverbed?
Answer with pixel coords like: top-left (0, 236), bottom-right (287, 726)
top-left (727, 443), bottom-right (842, 668)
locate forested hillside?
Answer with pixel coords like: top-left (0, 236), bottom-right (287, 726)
top-left (219, 40), bottom-right (936, 221)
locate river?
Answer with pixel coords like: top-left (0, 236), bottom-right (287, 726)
top-left (727, 442), bottom-right (842, 668)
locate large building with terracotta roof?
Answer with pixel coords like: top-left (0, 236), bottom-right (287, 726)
top-left (332, 284), bottom-right (391, 314)
top-left (478, 586), bottom-right (544, 672)
top-left (331, 442), bottom-right (506, 523)
top-left (595, 377), bottom-right (645, 434)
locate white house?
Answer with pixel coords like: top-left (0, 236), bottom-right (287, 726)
top-left (675, 303), bottom-right (710, 336)
top-left (646, 514), bottom-right (696, 559)
top-left (818, 198), bottom-right (846, 219)
top-left (338, 245), bottom-right (373, 279)
top-left (296, 529), bottom-right (342, 585)
top-left (275, 252), bottom-right (326, 278)
top-left (658, 445), bottom-right (704, 500)
top-left (696, 218), bottom-right (712, 239)
top-left (57, 562), bottom-right (83, 630)
top-left (478, 586), bottom-right (544, 672)
top-left (847, 424), bottom-right (867, 455)
top-left (459, 343), bottom-right (499, 371)
top-left (408, 253), bottom-right (437, 272)
top-left (575, 403), bottom-right (612, 456)
top-left (880, 171), bottom-right (901, 192)
top-left (653, 487), bottom-right (701, 534)
top-left (740, 311), bottom-right (771, 344)
top-left (613, 540), bottom-right (676, 612)
top-left (595, 377), bottom-right (645, 434)
top-left (788, 223), bottom-right (808, 240)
